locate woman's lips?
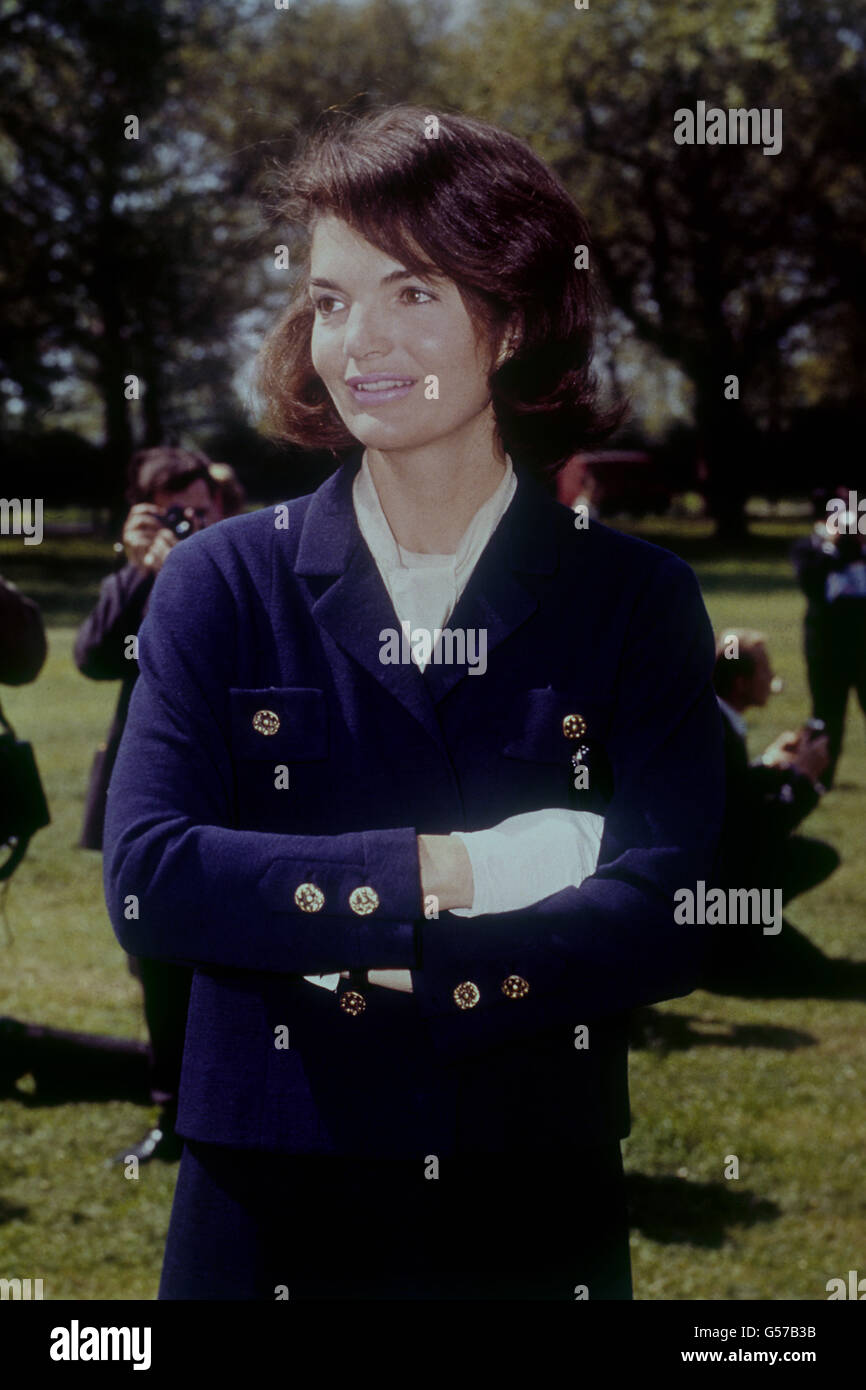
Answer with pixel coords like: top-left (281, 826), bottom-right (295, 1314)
top-left (345, 375), bottom-right (416, 405)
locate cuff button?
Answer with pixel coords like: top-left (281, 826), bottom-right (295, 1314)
top-left (501, 974), bottom-right (530, 1000)
top-left (453, 981), bottom-right (480, 1010)
top-left (295, 883), bottom-right (325, 912)
top-left (349, 886), bottom-right (380, 916)
top-left (562, 713), bottom-right (587, 740)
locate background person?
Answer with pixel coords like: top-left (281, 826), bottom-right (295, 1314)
top-left (792, 483), bottom-right (866, 787)
top-left (0, 574), bottom-right (47, 687)
top-left (207, 462), bottom-right (247, 520)
top-left (713, 629), bottom-right (836, 903)
top-left (698, 629), bottom-right (866, 999)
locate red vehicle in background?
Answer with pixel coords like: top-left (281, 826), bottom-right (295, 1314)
top-left (556, 450), bottom-right (674, 519)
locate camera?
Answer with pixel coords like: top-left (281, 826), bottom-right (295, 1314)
top-left (158, 506), bottom-right (194, 540)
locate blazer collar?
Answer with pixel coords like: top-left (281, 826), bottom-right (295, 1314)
top-left (291, 447), bottom-right (562, 738)
top-left (295, 446), bottom-right (559, 578)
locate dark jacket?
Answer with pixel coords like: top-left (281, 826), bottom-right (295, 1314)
top-left (74, 564), bottom-right (154, 849)
top-left (0, 575), bottom-right (47, 686)
top-left (102, 449), bottom-right (725, 1158)
top-left (792, 529), bottom-right (866, 635)
top-left (716, 703), bottom-right (818, 880)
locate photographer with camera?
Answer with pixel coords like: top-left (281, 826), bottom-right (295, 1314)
top-left (75, 447), bottom-right (222, 1163)
top-left (792, 483), bottom-right (866, 788)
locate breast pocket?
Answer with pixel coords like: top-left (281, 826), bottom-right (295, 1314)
top-left (229, 687), bottom-right (330, 830)
top-left (503, 686), bottom-right (605, 761)
top-left (502, 686), bottom-right (611, 811)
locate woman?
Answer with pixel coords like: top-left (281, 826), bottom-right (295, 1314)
top-left (103, 105), bottom-right (725, 1300)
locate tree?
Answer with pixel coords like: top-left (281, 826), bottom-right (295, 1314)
top-left (441, 0), bottom-right (866, 535)
top-left (0, 0), bottom-right (454, 506)
top-left (0, 0), bottom-right (257, 504)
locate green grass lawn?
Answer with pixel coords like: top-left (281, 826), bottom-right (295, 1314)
top-left (1, 520), bottom-right (864, 1300)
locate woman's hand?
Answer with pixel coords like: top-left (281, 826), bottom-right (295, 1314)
top-left (417, 832), bottom-right (474, 911)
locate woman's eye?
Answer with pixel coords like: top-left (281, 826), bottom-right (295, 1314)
top-left (312, 295), bottom-right (343, 317)
top-left (401, 286), bottom-right (435, 305)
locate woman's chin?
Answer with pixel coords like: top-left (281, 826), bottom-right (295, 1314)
top-left (344, 418), bottom-right (432, 452)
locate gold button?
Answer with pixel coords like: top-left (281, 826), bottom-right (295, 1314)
top-left (453, 981), bottom-right (480, 1010)
top-left (562, 713), bottom-right (587, 740)
top-left (340, 990), bottom-right (366, 1016)
top-left (349, 886), bottom-right (379, 916)
top-left (294, 882), bottom-right (324, 912)
top-left (252, 709), bottom-right (280, 736)
top-left (501, 974), bottom-right (530, 1000)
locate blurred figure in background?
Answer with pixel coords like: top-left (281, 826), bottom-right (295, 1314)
top-left (0, 574), bottom-right (49, 885)
top-left (207, 462), bottom-right (247, 520)
top-left (698, 629), bottom-right (865, 999)
top-left (75, 447), bottom-right (223, 1163)
top-left (2, 575), bottom-right (154, 1100)
top-left (712, 629), bottom-right (836, 905)
top-left (792, 483), bottom-right (866, 788)
top-left (0, 574), bottom-right (47, 686)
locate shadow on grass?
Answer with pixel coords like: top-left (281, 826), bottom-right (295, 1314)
top-left (630, 1008), bottom-right (816, 1055)
top-left (1, 1016), bottom-right (150, 1105)
top-left (625, 1172), bottom-right (779, 1246)
top-left (0, 1196), bottom-right (30, 1227)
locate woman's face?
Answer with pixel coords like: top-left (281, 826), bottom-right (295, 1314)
top-left (308, 215), bottom-right (499, 456)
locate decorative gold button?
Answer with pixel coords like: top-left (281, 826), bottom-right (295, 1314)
top-left (294, 882), bottom-right (324, 912)
top-left (562, 713), bottom-right (587, 740)
top-left (348, 886), bottom-right (379, 916)
top-left (252, 709), bottom-right (280, 736)
top-left (453, 981), bottom-right (480, 1010)
top-left (340, 990), bottom-right (366, 1016)
top-left (501, 974), bottom-right (530, 1000)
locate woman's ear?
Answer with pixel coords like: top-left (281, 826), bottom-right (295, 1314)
top-left (494, 323), bottom-right (521, 370)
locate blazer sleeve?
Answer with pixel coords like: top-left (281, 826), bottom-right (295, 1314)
top-left (412, 553), bottom-right (726, 1062)
top-left (102, 538), bottom-right (422, 975)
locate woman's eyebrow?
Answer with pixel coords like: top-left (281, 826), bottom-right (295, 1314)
top-left (308, 268), bottom-right (439, 291)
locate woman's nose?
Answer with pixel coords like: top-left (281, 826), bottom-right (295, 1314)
top-left (343, 303), bottom-right (391, 360)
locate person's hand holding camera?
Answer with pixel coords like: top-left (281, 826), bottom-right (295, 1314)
top-left (788, 731), bottom-right (830, 784)
top-left (760, 731), bottom-right (801, 769)
top-left (762, 728), bottom-right (829, 784)
top-left (121, 504), bottom-right (179, 574)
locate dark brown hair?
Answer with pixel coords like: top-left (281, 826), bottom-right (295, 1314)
top-left (126, 447), bottom-right (216, 505)
top-left (255, 105), bottom-right (625, 477)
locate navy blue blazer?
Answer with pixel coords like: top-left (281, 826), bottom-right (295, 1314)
top-left (103, 448), bottom-right (725, 1158)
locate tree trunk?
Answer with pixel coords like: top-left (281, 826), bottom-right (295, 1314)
top-left (693, 380), bottom-right (751, 543)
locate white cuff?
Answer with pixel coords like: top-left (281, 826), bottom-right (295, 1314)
top-left (448, 808), bottom-right (604, 917)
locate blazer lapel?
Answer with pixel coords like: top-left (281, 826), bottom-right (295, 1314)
top-left (292, 448), bottom-right (562, 732)
top-left (421, 467), bottom-right (558, 703)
